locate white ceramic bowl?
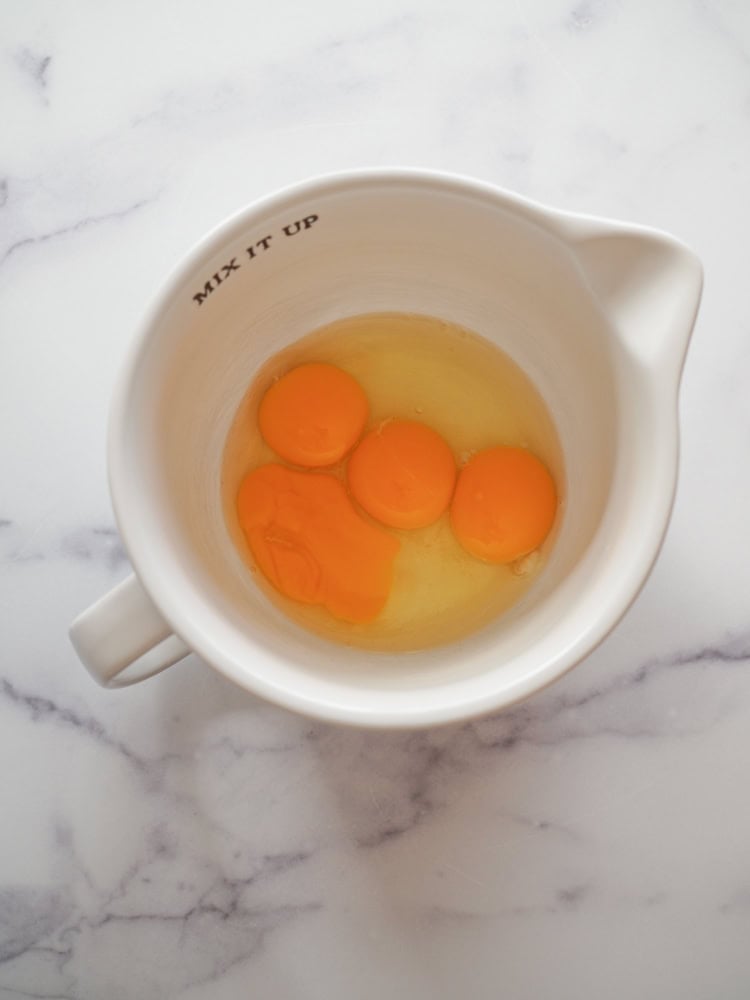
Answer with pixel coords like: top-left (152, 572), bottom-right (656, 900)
top-left (70, 169), bottom-right (703, 728)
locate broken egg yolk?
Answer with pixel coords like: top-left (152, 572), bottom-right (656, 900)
top-left (450, 446), bottom-right (557, 563)
top-left (347, 419), bottom-right (457, 529)
top-left (237, 463), bottom-right (399, 623)
top-left (258, 362), bottom-right (368, 467)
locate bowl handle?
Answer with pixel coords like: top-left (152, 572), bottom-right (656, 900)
top-left (69, 575), bottom-right (191, 687)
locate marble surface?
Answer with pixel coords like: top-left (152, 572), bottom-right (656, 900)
top-left (2, 0), bottom-right (750, 996)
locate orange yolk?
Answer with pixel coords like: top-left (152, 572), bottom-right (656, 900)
top-left (347, 419), bottom-right (457, 529)
top-left (258, 362), bottom-right (368, 467)
top-left (237, 463), bottom-right (399, 623)
top-left (450, 446), bottom-right (557, 563)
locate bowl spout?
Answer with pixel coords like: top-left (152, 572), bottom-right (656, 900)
top-left (559, 220), bottom-right (703, 379)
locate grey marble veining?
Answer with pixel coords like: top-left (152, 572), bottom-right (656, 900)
top-left (2, 0), bottom-right (750, 997)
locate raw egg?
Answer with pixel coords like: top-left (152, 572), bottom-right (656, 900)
top-left (348, 419), bottom-right (456, 529)
top-left (237, 463), bottom-right (399, 623)
top-left (450, 445), bottom-right (557, 563)
top-left (223, 313), bottom-right (563, 649)
top-left (258, 362), bottom-right (368, 467)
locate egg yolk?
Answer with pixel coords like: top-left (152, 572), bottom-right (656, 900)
top-left (347, 419), bottom-right (457, 529)
top-left (450, 446), bottom-right (557, 563)
top-left (237, 463), bottom-right (399, 623)
top-left (258, 362), bottom-right (368, 467)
